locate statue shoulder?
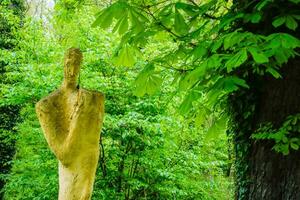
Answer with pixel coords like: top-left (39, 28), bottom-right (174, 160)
top-left (80, 89), bottom-right (104, 101)
top-left (36, 89), bottom-right (62, 112)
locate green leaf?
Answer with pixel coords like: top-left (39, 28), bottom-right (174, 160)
top-left (225, 48), bottom-right (248, 72)
top-left (174, 9), bottom-right (189, 35)
top-left (100, 13), bottom-right (114, 29)
top-left (92, 8), bottom-right (114, 28)
top-left (114, 45), bottom-right (135, 67)
top-left (223, 32), bottom-right (247, 50)
top-left (281, 34), bottom-right (300, 48)
top-left (230, 76), bottom-right (249, 88)
top-left (146, 74), bottom-right (163, 94)
top-left (131, 7), bottom-right (148, 22)
top-left (118, 16), bottom-right (129, 35)
top-left (158, 4), bottom-right (173, 26)
top-left (223, 79), bottom-right (238, 92)
top-left (290, 138), bottom-right (300, 143)
top-left (272, 16), bottom-right (286, 28)
top-left (281, 144), bottom-right (290, 155)
top-left (211, 38), bottom-right (223, 52)
top-left (267, 33), bottom-right (300, 49)
top-left (223, 32), bottom-right (235, 50)
top-left (179, 63), bottom-right (206, 91)
top-left (266, 67), bottom-right (282, 78)
top-left (222, 76), bottom-right (249, 92)
top-left (290, 142), bottom-right (299, 150)
top-left (138, 74), bottom-right (162, 96)
top-left (273, 48), bottom-right (295, 65)
top-left (293, 15), bottom-right (300, 20)
top-left (255, 0), bottom-right (272, 11)
top-left (205, 116), bottom-right (227, 140)
top-left (92, 9), bottom-right (109, 28)
top-left (112, 11), bottom-right (129, 35)
top-left (197, 0), bottom-right (218, 15)
top-left (92, 2), bottom-right (126, 28)
top-left (178, 90), bottom-right (200, 115)
top-left (179, 55), bottom-right (221, 91)
top-left (285, 15), bottom-right (298, 30)
top-left (249, 47), bottom-right (269, 64)
top-left (206, 88), bottom-right (224, 106)
top-left (251, 12), bottom-right (262, 23)
top-left (134, 64), bottom-right (162, 96)
top-left (205, 54), bottom-right (222, 69)
top-left (130, 11), bottom-right (143, 33)
top-left (175, 2), bottom-right (198, 16)
top-left (192, 45), bottom-right (208, 61)
top-left (212, 13), bottom-right (244, 33)
top-left (195, 106), bottom-right (209, 127)
top-left (244, 12), bottom-right (262, 23)
top-left (113, 17), bottom-right (123, 33)
top-left (289, 0), bottom-right (300, 4)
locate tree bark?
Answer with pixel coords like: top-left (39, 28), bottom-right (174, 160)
top-left (248, 60), bottom-right (300, 200)
top-left (233, 59), bottom-right (300, 200)
top-left (231, 1), bottom-right (300, 198)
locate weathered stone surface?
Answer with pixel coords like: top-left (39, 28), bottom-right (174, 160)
top-left (36, 48), bottom-right (104, 200)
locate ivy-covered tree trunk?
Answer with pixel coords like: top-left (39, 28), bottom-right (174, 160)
top-left (247, 60), bottom-right (300, 199)
top-left (233, 59), bottom-right (300, 200)
top-left (232, 1), bottom-right (300, 199)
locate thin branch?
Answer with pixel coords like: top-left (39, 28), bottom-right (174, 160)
top-left (144, 7), bottom-right (181, 39)
top-left (203, 13), bottom-right (220, 20)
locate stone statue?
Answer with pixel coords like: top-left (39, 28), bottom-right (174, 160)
top-left (35, 48), bottom-right (104, 200)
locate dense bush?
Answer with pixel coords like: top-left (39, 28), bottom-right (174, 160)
top-left (0, 0), bottom-right (25, 197)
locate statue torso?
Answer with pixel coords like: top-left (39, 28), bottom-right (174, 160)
top-left (36, 88), bottom-right (104, 200)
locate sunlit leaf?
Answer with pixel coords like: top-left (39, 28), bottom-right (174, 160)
top-left (266, 67), bottom-right (282, 78)
top-left (272, 16), bottom-right (286, 28)
top-left (225, 48), bottom-right (248, 72)
top-left (134, 64), bottom-right (163, 96)
top-left (205, 116), bottom-right (227, 140)
top-left (174, 9), bottom-right (189, 35)
top-left (249, 47), bottom-right (269, 64)
top-left (285, 15), bottom-right (298, 30)
top-left (114, 45), bottom-right (135, 67)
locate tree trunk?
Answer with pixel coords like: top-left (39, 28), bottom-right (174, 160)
top-left (248, 59), bottom-right (300, 199)
top-left (233, 59), bottom-right (300, 200)
top-left (231, 0), bottom-right (300, 198)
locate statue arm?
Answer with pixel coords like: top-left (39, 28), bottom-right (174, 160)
top-left (36, 100), bottom-right (71, 165)
top-left (36, 91), bottom-right (105, 167)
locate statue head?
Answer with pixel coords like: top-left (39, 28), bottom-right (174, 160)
top-left (63, 48), bottom-right (83, 88)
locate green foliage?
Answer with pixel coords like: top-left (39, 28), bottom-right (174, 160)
top-left (3, 106), bottom-right (58, 200)
top-left (252, 114), bottom-right (300, 155)
top-left (92, 0), bottom-right (300, 151)
top-left (134, 64), bottom-right (162, 96)
top-left (92, 0), bottom-right (299, 88)
top-left (91, 1), bottom-right (299, 131)
top-left (272, 15), bottom-right (300, 30)
top-left (0, 0), bottom-right (25, 49)
top-left (0, 0), bottom-right (25, 198)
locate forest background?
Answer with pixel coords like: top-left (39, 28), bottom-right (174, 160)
top-left (0, 0), bottom-right (233, 199)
